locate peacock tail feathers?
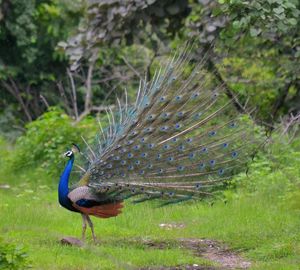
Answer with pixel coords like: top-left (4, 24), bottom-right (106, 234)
top-left (72, 45), bottom-right (262, 204)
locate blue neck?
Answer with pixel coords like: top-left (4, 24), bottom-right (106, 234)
top-left (58, 157), bottom-right (74, 206)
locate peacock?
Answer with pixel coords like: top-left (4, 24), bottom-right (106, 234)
top-left (58, 46), bottom-right (261, 242)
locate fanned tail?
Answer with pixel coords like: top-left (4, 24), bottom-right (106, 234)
top-left (74, 44), bottom-right (262, 204)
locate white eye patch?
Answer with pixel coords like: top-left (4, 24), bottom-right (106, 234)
top-left (65, 150), bottom-right (73, 157)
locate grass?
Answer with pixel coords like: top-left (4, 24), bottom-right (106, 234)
top-left (1, 138), bottom-right (300, 269)
top-left (0, 187), bottom-right (213, 270)
top-left (1, 178), bottom-right (299, 270)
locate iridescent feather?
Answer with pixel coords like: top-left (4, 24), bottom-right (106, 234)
top-left (73, 46), bottom-right (261, 205)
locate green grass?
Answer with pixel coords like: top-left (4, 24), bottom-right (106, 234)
top-left (1, 137), bottom-right (300, 269)
top-left (1, 181), bottom-right (299, 270)
top-left (0, 188), bottom-right (213, 270)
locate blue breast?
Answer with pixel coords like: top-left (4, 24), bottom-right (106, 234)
top-left (59, 194), bottom-right (79, 212)
top-left (58, 157), bottom-right (79, 213)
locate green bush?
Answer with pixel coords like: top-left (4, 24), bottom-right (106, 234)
top-left (0, 239), bottom-right (30, 270)
top-left (229, 133), bottom-right (300, 209)
top-left (7, 107), bottom-right (97, 178)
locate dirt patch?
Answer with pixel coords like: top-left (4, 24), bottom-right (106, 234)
top-left (58, 235), bottom-right (250, 269)
top-left (140, 266), bottom-right (218, 270)
top-left (179, 239), bottom-right (251, 269)
top-left (141, 238), bottom-right (251, 270)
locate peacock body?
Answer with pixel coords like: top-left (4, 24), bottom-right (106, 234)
top-left (58, 47), bottom-right (260, 241)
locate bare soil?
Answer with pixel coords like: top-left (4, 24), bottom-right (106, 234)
top-left (60, 234), bottom-right (251, 269)
top-left (140, 238), bottom-right (251, 270)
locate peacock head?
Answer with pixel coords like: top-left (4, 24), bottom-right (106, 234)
top-left (64, 143), bottom-right (80, 159)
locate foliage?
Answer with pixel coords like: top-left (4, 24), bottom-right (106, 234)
top-left (0, 239), bottom-right (30, 270)
top-left (218, 0), bottom-right (300, 119)
top-left (218, 0), bottom-right (299, 38)
top-left (56, 44), bottom-right (153, 123)
top-left (0, 0), bottom-right (83, 125)
top-left (0, 0), bottom-right (82, 75)
top-left (1, 0), bottom-right (299, 132)
top-left (225, 132), bottom-right (300, 213)
top-left (6, 107), bottom-right (97, 177)
top-left (218, 56), bottom-right (283, 119)
top-left (60, 0), bottom-right (300, 125)
top-left (61, 0), bottom-right (191, 70)
top-left (186, 0), bottom-right (300, 121)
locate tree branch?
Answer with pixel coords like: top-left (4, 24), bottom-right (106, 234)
top-left (76, 105), bottom-right (115, 123)
top-left (207, 59), bottom-right (246, 114)
top-left (271, 81), bottom-right (292, 120)
top-left (84, 52), bottom-right (98, 113)
top-left (67, 69), bottom-right (79, 120)
top-left (84, 63), bottom-right (93, 111)
top-left (122, 56), bottom-right (144, 82)
top-left (2, 79), bottom-right (33, 122)
top-left (146, 51), bottom-right (157, 82)
top-left (40, 94), bottom-right (50, 109)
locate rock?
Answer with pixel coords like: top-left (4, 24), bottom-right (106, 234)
top-left (60, 237), bottom-right (84, 247)
top-left (159, 223), bottom-right (186, 230)
top-left (0, 184), bottom-right (10, 189)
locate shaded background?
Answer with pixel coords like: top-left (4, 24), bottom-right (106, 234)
top-left (0, 0), bottom-right (299, 137)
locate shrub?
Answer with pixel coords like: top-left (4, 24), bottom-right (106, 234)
top-left (0, 239), bottom-right (30, 270)
top-left (229, 133), bottom-right (300, 209)
top-left (7, 107), bottom-right (97, 178)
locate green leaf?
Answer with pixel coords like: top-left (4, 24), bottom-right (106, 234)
top-left (250, 27), bottom-right (261, 37)
top-left (232, 20), bottom-right (241, 29)
top-left (273, 7), bottom-right (285, 14)
top-left (288, 18), bottom-right (297, 26)
top-left (284, 2), bottom-right (296, 9)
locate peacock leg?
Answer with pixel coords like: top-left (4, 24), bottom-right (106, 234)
top-left (86, 215), bottom-right (96, 243)
top-left (81, 214), bottom-right (87, 241)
